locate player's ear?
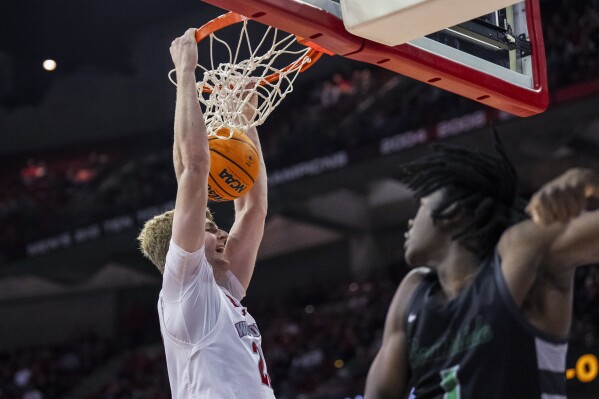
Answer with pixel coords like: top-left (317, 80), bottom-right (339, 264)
top-left (436, 202), bottom-right (468, 229)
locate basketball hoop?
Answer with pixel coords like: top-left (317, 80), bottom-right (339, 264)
top-left (169, 12), bottom-right (325, 137)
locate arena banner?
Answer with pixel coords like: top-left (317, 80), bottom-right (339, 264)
top-left (270, 109), bottom-right (493, 186)
top-left (22, 200), bottom-right (175, 258)
top-left (269, 151), bottom-right (349, 185)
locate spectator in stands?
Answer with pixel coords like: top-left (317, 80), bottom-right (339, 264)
top-left (137, 28), bottom-right (273, 398)
top-left (366, 140), bottom-right (599, 398)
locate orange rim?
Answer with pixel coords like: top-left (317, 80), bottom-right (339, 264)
top-left (195, 11), bottom-right (324, 93)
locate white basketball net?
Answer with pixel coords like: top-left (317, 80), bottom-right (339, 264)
top-left (169, 20), bottom-right (314, 137)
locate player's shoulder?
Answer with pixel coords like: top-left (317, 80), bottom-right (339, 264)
top-left (166, 240), bottom-right (207, 267)
top-left (387, 267), bottom-right (432, 329)
top-left (398, 267), bottom-right (432, 295)
top-left (393, 267), bottom-right (431, 308)
top-left (163, 240), bottom-right (213, 293)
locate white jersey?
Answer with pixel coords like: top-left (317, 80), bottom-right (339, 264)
top-left (158, 240), bottom-right (276, 399)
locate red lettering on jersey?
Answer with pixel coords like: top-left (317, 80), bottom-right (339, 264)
top-left (225, 294), bottom-right (240, 307)
top-left (251, 342), bottom-right (272, 387)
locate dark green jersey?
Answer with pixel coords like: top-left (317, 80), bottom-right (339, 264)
top-left (405, 251), bottom-right (567, 399)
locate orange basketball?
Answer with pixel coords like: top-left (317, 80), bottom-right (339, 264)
top-left (207, 128), bottom-right (260, 202)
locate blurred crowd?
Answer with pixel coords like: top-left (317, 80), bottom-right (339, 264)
top-left (0, 334), bottom-right (115, 399)
top-left (0, 150), bottom-right (116, 247)
top-left (1, 0), bottom-right (598, 262)
top-left (543, 0), bottom-right (599, 88)
top-left (260, 67), bottom-right (481, 170)
top-left (2, 264), bottom-right (597, 399)
top-left (571, 266), bottom-right (599, 348)
top-left (256, 278), bottom-right (397, 399)
top-left (87, 347), bottom-right (170, 399)
top-left (0, 141), bottom-right (175, 263)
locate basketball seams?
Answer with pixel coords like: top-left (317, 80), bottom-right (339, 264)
top-left (210, 149), bottom-right (256, 184)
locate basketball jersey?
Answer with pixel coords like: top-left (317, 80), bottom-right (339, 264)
top-left (405, 251), bottom-right (568, 399)
top-left (158, 240), bottom-right (276, 399)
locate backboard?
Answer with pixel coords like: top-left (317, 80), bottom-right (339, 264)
top-left (198, 0), bottom-right (549, 117)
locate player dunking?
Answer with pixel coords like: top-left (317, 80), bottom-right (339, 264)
top-left (137, 29), bottom-right (274, 398)
top-left (365, 139), bottom-right (599, 398)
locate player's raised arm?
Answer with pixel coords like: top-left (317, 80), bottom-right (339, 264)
top-left (527, 168), bottom-right (599, 267)
top-left (499, 168), bottom-right (599, 305)
top-left (225, 91), bottom-right (268, 290)
top-left (170, 28), bottom-right (210, 254)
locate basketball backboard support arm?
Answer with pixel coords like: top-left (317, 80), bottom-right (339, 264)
top-left (198, 0), bottom-right (549, 117)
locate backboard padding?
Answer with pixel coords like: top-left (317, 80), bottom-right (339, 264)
top-left (199, 0), bottom-right (549, 117)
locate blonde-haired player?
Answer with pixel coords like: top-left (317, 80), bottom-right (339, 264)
top-left (138, 28), bottom-right (273, 399)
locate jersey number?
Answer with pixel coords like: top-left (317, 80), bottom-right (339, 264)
top-left (440, 365), bottom-right (461, 399)
top-left (251, 342), bottom-right (272, 387)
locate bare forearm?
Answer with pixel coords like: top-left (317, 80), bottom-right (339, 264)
top-left (173, 138), bottom-right (183, 181)
top-left (509, 167), bottom-right (599, 279)
top-left (365, 351), bottom-right (409, 399)
top-left (235, 127), bottom-right (268, 214)
top-left (174, 71), bottom-right (208, 168)
top-left (527, 167), bottom-right (599, 225)
top-left (226, 127), bottom-right (267, 289)
top-left (168, 28), bottom-right (210, 254)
